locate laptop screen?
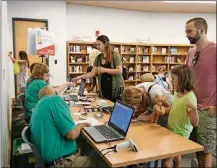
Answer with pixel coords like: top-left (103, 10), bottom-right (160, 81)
top-left (78, 81), bottom-right (85, 96)
top-left (108, 100), bottom-right (134, 137)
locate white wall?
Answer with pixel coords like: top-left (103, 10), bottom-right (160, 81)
top-left (7, 2), bottom-right (216, 98)
top-left (0, 1), bottom-right (10, 167)
top-left (66, 4), bottom-right (216, 43)
top-left (7, 1), bottom-right (67, 97)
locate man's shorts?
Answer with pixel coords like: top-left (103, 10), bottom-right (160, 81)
top-left (190, 109), bottom-right (216, 155)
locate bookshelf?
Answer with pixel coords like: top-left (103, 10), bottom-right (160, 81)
top-left (67, 41), bottom-right (193, 87)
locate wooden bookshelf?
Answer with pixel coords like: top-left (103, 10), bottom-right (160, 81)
top-left (67, 41), bottom-right (193, 87)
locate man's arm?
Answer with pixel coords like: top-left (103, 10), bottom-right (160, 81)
top-left (65, 123), bottom-right (90, 140)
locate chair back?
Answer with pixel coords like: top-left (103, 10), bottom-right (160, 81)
top-left (17, 93), bottom-right (30, 123)
top-left (21, 126), bottom-right (45, 168)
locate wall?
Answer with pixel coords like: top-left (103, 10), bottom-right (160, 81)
top-left (66, 4), bottom-right (216, 43)
top-left (7, 2), bottom-right (216, 97)
top-left (0, 1), bottom-right (10, 167)
top-left (7, 1), bottom-right (67, 97)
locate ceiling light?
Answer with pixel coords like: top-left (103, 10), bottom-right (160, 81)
top-left (162, 1), bottom-right (216, 4)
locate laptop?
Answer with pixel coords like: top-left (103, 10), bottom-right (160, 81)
top-left (63, 81), bottom-right (86, 101)
top-left (102, 105), bottom-right (114, 114)
top-left (84, 100), bottom-right (135, 143)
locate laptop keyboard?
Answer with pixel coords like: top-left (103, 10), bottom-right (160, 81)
top-left (94, 125), bottom-right (120, 139)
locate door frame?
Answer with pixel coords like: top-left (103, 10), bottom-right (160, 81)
top-left (12, 17), bottom-right (49, 98)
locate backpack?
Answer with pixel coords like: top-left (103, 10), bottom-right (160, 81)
top-left (14, 61), bottom-right (20, 75)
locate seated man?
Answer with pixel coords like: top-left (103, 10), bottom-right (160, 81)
top-left (30, 85), bottom-right (106, 167)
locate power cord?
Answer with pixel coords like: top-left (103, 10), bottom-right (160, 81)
top-left (95, 142), bottom-right (123, 168)
top-left (95, 147), bottom-right (116, 168)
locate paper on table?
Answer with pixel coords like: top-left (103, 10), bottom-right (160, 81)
top-left (75, 117), bottom-right (103, 126)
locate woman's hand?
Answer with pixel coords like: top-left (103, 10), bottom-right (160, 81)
top-left (66, 82), bottom-right (76, 87)
top-left (72, 76), bottom-right (82, 82)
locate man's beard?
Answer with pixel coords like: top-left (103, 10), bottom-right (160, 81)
top-left (188, 32), bottom-right (201, 44)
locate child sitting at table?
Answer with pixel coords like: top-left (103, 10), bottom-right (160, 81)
top-left (153, 65), bottom-right (199, 167)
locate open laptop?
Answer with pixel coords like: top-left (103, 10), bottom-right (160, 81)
top-left (84, 100), bottom-right (135, 143)
top-left (63, 81), bottom-right (86, 101)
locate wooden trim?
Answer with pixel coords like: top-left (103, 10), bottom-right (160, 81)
top-left (8, 99), bottom-right (12, 167)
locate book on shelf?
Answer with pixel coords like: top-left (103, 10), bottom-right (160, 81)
top-left (77, 57), bottom-right (82, 63)
top-left (136, 73), bottom-right (141, 79)
top-left (137, 64), bottom-right (141, 72)
top-left (114, 47), bottom-right (119, 53)
top-left (143, 65), bottom-right (149, 71)
top-left (165, 56), bottom-right (176, 63)
top-left (128, 76), bottom-right (134, 80)
top-left (152, 65), bottom-right (156, 72)
top-left (171, 66), bottom-right (175, 70)
top-left (137, 47), bottom-right (141, 54)
top-left (144, 48), bottom-right (149, 54)
top-left (69, 65), bottom-right (82, 73)
top-left (130, 56), bottom-right (135, 63)
top-left (170, 47), bottom-right (177, 55)
top-left (87, 46), bottom-right (92, 54)
top-left (162, 48), bottom-right (167, 54)
top-left (137, 56), bottom-right (141, 62)
top-left (153, 47), bottom-right (157, 54)
top-left (70, 56), bottom-right (75, 63)
top-left (122, 47), bottom-right (126, 54)
top-left (128, 66), bottom-right (134, 72)
top-left (130, 48), bottom-right (135, 54)
top-left (69, 45), bottom-right (81, 53)
top-left (143, 56), bottom-right (149, 63)
top-left (86, 56), bottom-right (89, 63)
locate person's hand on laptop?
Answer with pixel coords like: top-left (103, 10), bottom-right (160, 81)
top-left (77, 123), bottom-right (91, 130)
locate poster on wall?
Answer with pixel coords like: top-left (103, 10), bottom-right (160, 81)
top-left (36, 28), bottom-right (55, 56)
top-left (27, 27), bottom-right (37, 55)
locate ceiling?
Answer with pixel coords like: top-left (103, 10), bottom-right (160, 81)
top-left (66, 1), bottom-right (216, 13)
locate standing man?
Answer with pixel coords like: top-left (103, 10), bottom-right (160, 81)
top-left (185, 17), bottom-right (216, 168)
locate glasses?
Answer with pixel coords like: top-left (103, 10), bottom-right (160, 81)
top-left (192, 52), bottom-right (200, 65)
top-left (45, 73), bottom-right (53, 78)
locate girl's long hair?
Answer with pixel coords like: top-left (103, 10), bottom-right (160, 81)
top-left (19, 51), bottom-right (30, 68)
top-left (96, 35), bottom-right (113, 63)
top-left (171, 65), bottom-right (194, 93)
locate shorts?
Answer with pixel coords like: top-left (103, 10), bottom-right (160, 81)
top-left (190, 109), bottom-right (216, 154)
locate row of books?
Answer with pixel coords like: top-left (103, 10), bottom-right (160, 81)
top-left (70, 56), bottom-right (89, 63)
top-left (69, 66), bottom-right (83, 73)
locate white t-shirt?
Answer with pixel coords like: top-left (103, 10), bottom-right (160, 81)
top-left (136, 82), bottom-right (173, 105)
top-left (136, 82), bottom-right (155, 92)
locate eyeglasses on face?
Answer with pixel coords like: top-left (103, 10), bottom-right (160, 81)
top-left (44, 73), bottom-right (53, 78)
top-left (192, 52), bottom-right (200, 65)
